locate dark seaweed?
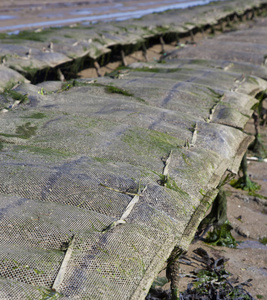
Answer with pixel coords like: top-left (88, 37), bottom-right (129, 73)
top-left (146, 248), bottom-right (255, 300)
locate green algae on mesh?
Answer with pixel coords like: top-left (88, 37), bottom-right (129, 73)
top-left (15, 122), bottom-right (36, 139)
top-left (184, 22), bottom-right (196, 26)
top-left (105, 85), bottom-right (134, 97)
top-left (159, 173), bottom-right (190, 197)
top-left (207, 87), bottom-right (223, 99)
top-left (104, 67), bottom-right (128, 78)
top-left (60, 82), bottom-right (73, 92)
top-left (247, 76), bottom-right (259, 85)
top-left (0, 28), bottom-right (58, 42)
top-left (181, 152), bottom-right (192, 165)
top-left (38, 288), bottom-right (63, 300)
top-left (131, 67), bottom-right (182, 73)
top-left (122, 128), bottom-right (181, 156)
top-left (21, 65), bottom-right (41, 77)
top-left (4, 90), bottom-right (29, 104)
top-left (56, 80), bottom-right (95, 93)
top-left (205, 221), bottom-right (237, 248)
top-left (93, 157), bottom-right (110, 163)
top-left (93, 37), bottom-right (106, 45)
top-left (4, 258), bottom-right (44, 275)
top-left (64, 34), bottom-right (74, 38)
top-left (0, 122), bottom-right (37, 139)
top-left (23, 112), bottom-right (46, 119)
top-left (15, 145), bottom-right (72, 158)
top-left (1, 78), bottom-right (19, 92)
top-left (259, 237), bottom-right (267, 245)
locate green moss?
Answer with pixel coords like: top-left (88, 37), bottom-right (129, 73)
top-left (94, 157), bottom-right (110, 163)
top-left (0, 122), bottom-right (37, 139)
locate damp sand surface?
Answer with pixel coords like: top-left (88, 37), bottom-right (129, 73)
top-left (0, 0), bottom-right (220, 32)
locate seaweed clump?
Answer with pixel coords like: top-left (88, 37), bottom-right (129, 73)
top-left (146, 248), bottom-right (255, 300)
top-left (230, 152), bottom-right (260, 192)
top-left (248, 91), bottom-right (267, 159)
top-left (204, 221), bottom-right (237, 248)
top-left (196, 189), bottom-right (237, 248)
top-left (179, 248), bottom-right (255, 300)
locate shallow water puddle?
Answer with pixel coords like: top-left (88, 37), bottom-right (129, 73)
top-left (237, 240), bottom-right (267, 250)
top-left (0, 0), bottom-right (220, 32)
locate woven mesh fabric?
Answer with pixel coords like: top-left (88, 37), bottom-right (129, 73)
top-left (0, 54), bottom-right (266, 299)
top-left (1, 0), bottom-right (267, 297)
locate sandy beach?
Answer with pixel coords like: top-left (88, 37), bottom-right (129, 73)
top-left (0, 0), bottom-right (218, 32)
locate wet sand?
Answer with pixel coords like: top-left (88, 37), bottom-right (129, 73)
top-left (0, 0), bottom-right (218, 32)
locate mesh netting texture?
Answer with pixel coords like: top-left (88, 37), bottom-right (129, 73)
top-left (1, 1), bottom-right (267, 296)
top-left (1, 58), bottom-right (265, 299)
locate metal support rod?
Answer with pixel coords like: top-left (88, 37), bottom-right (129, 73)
top-left (94, 61), bottom-right (102, 77)
top-left (159, 36), bottom-right (165, 53)
top-left (121, 49), bottom-right (127, 66)
top-left (166, 247), bottom-right (183, 300)
top-left (142, 44), bottom-right (148, 62)
top-left (190, 30), bottom-right (194, 43)
top-left (52, 235), bottom-right (76, 291)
